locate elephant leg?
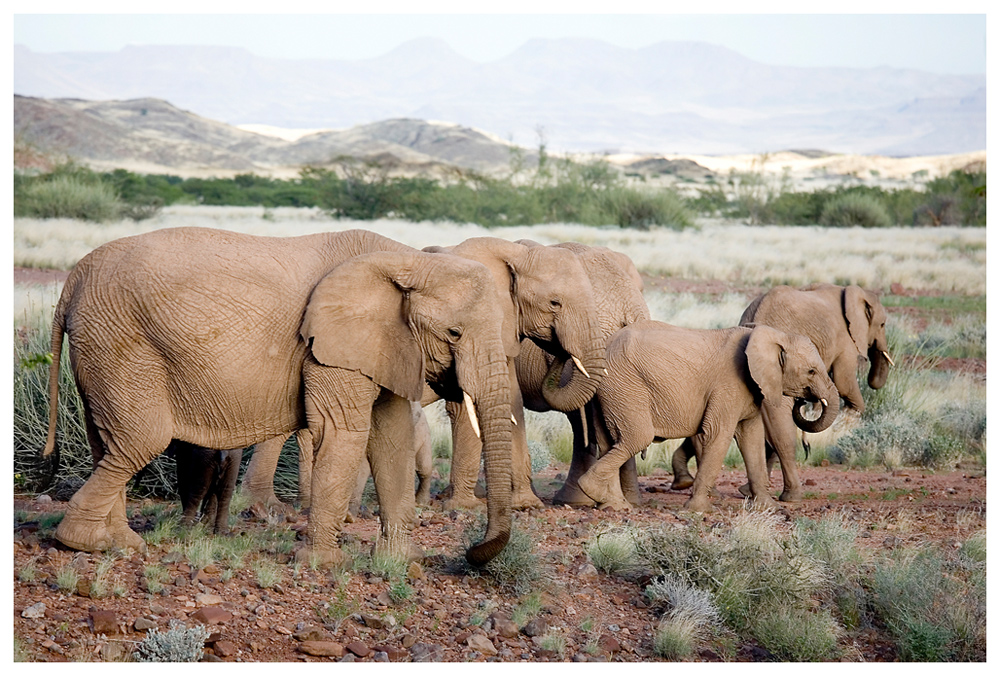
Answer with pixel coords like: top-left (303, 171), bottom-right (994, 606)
top-left (414, 406), bottom-right (433, 506)
top-left (671, 438), bottom-right (697, 490)
top-left (734, 417), bottom-right (778, 510)
top-left (619, 456), bottom-right (642, 506)
top-left (762, 398), bottom-right (804, 502)
top-left (347, 456), bottom-right (372, 521)
top-left (295, 429), bottom-right (314, 510)
top-left (509, 368), bottom-right (543, 510)
top-left (298, 367), bottom-right (380, 568)
top-left (242, 435), bottom-right (290, 510)
top-left (738, 440), bottom-right (778, 497)
top-left (552, 406), bottom-right (598, 506)
top-left (215, 449), bottom-right (242, 534)
top-left (576, 438), bottom-right (642, 511)
top-left (368, 392), bottom-right (422, 561)
top-left (443, 399), bottom-right (484, 510)
top-left (174, 442), bottom-right (211, 527)
top-left (683, 425), bottom-right (735, 513)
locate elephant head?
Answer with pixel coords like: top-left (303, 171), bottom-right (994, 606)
top-left (431, 238), bottom-right (607, 413)
top-left (843, 285), bottom-right (892, 390)
top-left (300, 251), bottom-right (512, 564)
top-left (745, 325), bottom-right (840, 434)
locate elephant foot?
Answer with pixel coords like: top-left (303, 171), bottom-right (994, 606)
top-left (295, 544), bottom-right (350, 570)
top-left (597, 498), bottom-right (632, 512)
top-left (682, 495), bottom-right (713, 513)
top-left (373, 538), bottom-right (425, 564)
top-left (737, 481), bottom-right (752, 498)
top-left (511, 489), bottom-right (544, 510)
top-left (575, 469), bottom-right (611, 505)
top-left (443, 494), bottom-right (484, 511)
top-left (110, 525), bottom-right (147, 552)
top-left (552, 480), bottom-right (598, 507)
top-left (748, 495), bottom-right (779, 511)
top-left (778, 488), bottom-right (803, 502)
top-left (670, 476), bottom-right (694, 491)
top-left (415, 488), bottom-right (432, 507)
top-left (56, 517), bottom-right (113, 553)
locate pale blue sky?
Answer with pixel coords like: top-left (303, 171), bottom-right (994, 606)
top-left (12, 10), bottom-right (987, 75)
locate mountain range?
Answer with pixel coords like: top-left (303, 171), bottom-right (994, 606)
top-left (13, 38), bottom-right (985, 157)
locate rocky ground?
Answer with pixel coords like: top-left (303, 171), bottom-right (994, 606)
top-left (12, 462), bottom-right (986, 663)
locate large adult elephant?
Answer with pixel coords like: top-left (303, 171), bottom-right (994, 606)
top-left (576, 322), bottom-right (841, 512)
top-left (513, 241), bottom-right (650, 507)
top-left (43, 227), bottom-right (513, 566)
top-left (423, 237), bottom-right (606, 510)
top-left (671, 283), bottom-right (892, 502)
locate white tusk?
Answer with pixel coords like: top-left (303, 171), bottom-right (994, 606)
top-left (883, 351), bottom-right (895, 367)
top-left (571, 355), bottom-right (591, 379)
top-left (511, 414), bottom-right (518, 426)
top-left (464, 392), bottom-right (481, 439)
top-left (580, 408), bottom-right (588, 450)
top-left (821, 399), bottom-right (829, 407)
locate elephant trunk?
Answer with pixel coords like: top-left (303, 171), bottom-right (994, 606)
top-left (461, 345), bottom-right (513, 566)
top-left (867, 344), bottom-right (891, 390)
top-left (539, 325), bottom-right (606, 412)
top-left (792, 392), bottom-right (840, 433)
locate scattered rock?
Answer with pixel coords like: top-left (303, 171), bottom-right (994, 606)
top-left (401, 634), bottom-right (417, 648)
top-left (213, 640), bottom-right (238, 658)
top-left (21, 602), bottom-right (46, 619)
top-left (89, 609), bottom-right (119, 634)
top-left (577, 563), bottom-right (598, 580)
top-left (293, 626), bottom-right (328, 642)
top-left (36, 494), bottom-right (53, 505)
top-left (407, 561), bottom-right (425, 581)
top-left (195, 593), bottom-right (224, 606)
top-left (346, 641), bottom-right (370, 657)
top-left (76, 579), bottom-right (92, 598)
top-left (521, 618), bottom-right (548, 637)
top-left (467, 634), bottom-right (498, 656)
top-left (361, 613), bottom-right (387, 629)
top-left (339, 653), bottom-right (356, 662)
top-left (376, 591), bottom-right (394, 606)
top-left (189, 606), bottom-right (233, 626)
top-left (410, 642), bottom-right (443, 662)
top-left (133, 617), bottom-right (157, 632)
top-left (41, 639), bottom-right (64, 654)
top-left (372, 651), bottom-right (389, 662)
top-left (298, 641), bottom-right (345, 657)
top-left (598, 634), bottom-right (621, 654)
top-left (372, 645), bottom-right (408, 661)
top-left (493, 618), bottom-right (519, 638)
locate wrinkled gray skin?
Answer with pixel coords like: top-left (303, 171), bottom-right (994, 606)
top-left (672, 284), bottom-right (891, 501)
top-left (348, 402), bottom-right (433, 519)
top-left (43, 227), bottom-right (512, 567)
top-left (172, 442), bottom-right (243, 534)
top-left (422, 238), bottom-right (606, 511)
top-left (577, 322), bottom-right (840, 512)
top-left (513, 240), bottom-right (651, 508)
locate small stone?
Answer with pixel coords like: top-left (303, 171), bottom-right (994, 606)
top-left (133, 617), bottom-right (157, 632)
top-left (189, 606), bottom-right (233, 626)
top-left (36, 494), bottom-right (53, 505)
top-left (339, 653), bottom-right (356, 662)
top-left (373, 651), bottom-right (390, 662)
top-left (76, 579), bottom-right (92, 598)
top-left (494, 618), bottom-right (519, 638)
top-left (293, 626), bottom-right (328, 642)
top-left (89, 609), bottom-right (119, 634)
top-left (467, 634), bottom-right (498, 656)
top-left (149, 602), bottom-right (168, 615)
top-left (195, 593), bottom-right (224, 606)
top-left (273, 624), bottom-right (294, 635)
top-left (213, 640), bottom-right (238, 658)
top-left (406, 561), bottom-right (425, 581)
top-left (410, 642), bottom-right (443, 662)
top-left (376, 591), bottom-right (393, 606)
top-left (577, 563), bottom-right (598, 580)
top-left (372, 645), bottom-right (408, 661)
top-left (346, 641), bottom-right (370, 657)
top-left (298, 641), bottom-right (345, 657)
top-left (21, 602), bottom-right (46, 619)
top-left (100, 642), bottom-right (129, 660)
top-left (360, 614), bottom-right (385, 629)
top-left (598, 634), bottom-right (621, 654)
top-left (521, 618), bottom-right (548, 637)
top-left (401, 634), bottom-right (417, 648)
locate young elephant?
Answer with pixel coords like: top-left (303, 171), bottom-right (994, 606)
top-left (576, 321), bottom-right (840, 512)
top-left (172, 442), bottom-right (243, 534)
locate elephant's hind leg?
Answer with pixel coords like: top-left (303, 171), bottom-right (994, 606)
top-left (368, 392), bottom-right (422, 561)
top-left (670, 438), bottom-right (697, 490)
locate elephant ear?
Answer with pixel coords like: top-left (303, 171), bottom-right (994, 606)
top-left (301, 253), bottom-right (425, 402)
top-left (842, 285), bottom-right (871, 356)
top-left (745, 325), bottom-right (786, 403)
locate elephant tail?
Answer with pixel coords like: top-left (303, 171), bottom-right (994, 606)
top-left (42, 279), bottom-right (72, 457)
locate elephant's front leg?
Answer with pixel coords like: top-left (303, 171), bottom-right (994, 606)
top-left (241, 435), bottom-right (292, 510)
top-left (734, 417), bottom-right (778, 510)
top-left (762, 398), bottom-right (804, 502)
top-left (443, 399), bottom-right (486, 510)
top-left (368, 391), bottom-right (423, 561)
top-left (683, 423), bottom-right (737, 512)
top-left (297, 364), bottom-right (379, 568)
top-left (552, 405), bottom-right (599, 506)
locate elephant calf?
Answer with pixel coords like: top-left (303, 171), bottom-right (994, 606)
top-left (577, 321), bottom-right (839, 512)
top-left (172, 442), bottom-right (243, 534)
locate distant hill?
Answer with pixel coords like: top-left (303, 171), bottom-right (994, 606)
top-left (13, 95), bottom-right (536, 177)
top-left (13, 39), bottom-right (985, 156)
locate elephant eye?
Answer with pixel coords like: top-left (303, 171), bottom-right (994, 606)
top-left (447, 327), bottom-right (463, 340)
top-left (549, 299), bottom-right (562, 309)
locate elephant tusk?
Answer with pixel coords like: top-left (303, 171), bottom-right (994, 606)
top-left (883, 351), bottom-right (895, 367)
top-left (464, 392), bottom-right (481, 439)
top-left (511, 414), bottom-right (518, 426)
top-left (580, 408), bottom-right (589, 450)
top-left (821, 398), bottom-right (828, 407)
top-left (571, 355), bottom-right (591, 379)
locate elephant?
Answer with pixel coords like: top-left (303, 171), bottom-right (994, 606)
top-left (512, 240), bottom-right (651, 508)
top-left (421, 237), bottom-right (606, 511)
top-left (42, 226), bottom-right (513, 567)
top-left (348, 401), bottom-right (434, 519)
top-left (172, 442), bottom-right (242, 534)
top-left (575, 321), bottom-right (840, 512)
top-left (671, 283), bottom-right (892, 501)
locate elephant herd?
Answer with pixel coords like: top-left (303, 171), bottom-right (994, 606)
top-left (41, 226), bottom-right (891, 567)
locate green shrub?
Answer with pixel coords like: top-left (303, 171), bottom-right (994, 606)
top-left (751, 607), bottom-right (841, 661)
top-left (134, 622), bottom-right (209, 662)
top-left (600, 186), bottom-right (693, 229)
top-left (586, 525), bottom-right (639, 575)
top-left (464, 514), bottom-right (543, 594)
top-left (16, 174), bottom-right (123, 221)
top-left (819, 193), bottom-right (893, 228)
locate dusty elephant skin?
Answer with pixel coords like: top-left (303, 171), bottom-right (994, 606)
top-left (514, 241), bottom-right (652, 509)
top-left (577, 322), bottom-right (839, 512)
top-left (172, 442), bottom-right (242, 534)
top-left (42, 227), bottom-right (512, 566)
top-left (672, 283), bottom-right (892, 501)
top-left (421, 238), bottom-right (607, 512)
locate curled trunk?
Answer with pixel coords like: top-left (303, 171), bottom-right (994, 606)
top-left (867, 344), bottom-right (891, 390)
top-left (792, 394), bottom-right (840, 433)
top-left (539, 345), bottom-right (606, 412)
